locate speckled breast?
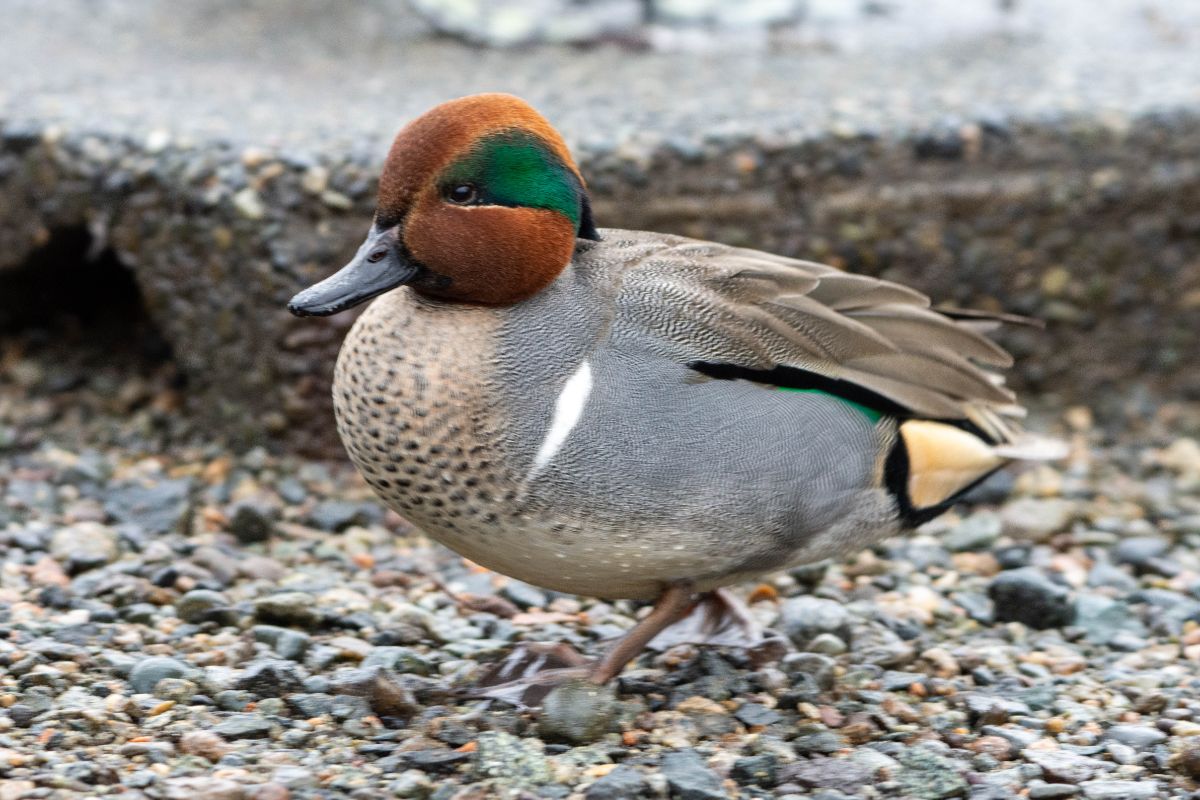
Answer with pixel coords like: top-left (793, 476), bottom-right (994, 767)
top-left (332, 289), bottom-right (521, 552)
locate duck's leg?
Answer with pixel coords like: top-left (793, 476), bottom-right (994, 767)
top-left (472, 584), bottom-right (785, 706)
top-left (471, 584), bottom-right (696, 706)
top-left (646, 587), bottom-right (759, 651)
top-left (587, 583), bottom-right (698, 683)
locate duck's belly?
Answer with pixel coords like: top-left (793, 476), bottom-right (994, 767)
top-left (413, 501), bottom-right (898, 600)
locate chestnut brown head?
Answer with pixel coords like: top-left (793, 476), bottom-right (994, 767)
top-left (288, 93), bottom-right (598, 316)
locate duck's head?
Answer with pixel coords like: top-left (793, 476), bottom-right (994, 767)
top-left (288, 93), bottom-right (599, 315)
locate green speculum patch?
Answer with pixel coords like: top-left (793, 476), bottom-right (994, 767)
top-left (776, 386), bottom-right (885, 424)
top-left (440, 132), bottom-right (583, 228)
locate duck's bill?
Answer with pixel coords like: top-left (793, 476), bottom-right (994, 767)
top-left (287, 234), bottom-right (419, 317)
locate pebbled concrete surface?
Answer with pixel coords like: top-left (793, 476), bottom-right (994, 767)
top-left (1, 0), bottom-right (1198, 453)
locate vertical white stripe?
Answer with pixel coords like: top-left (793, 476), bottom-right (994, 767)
top-left (529, 360), bottom-right (592, 477)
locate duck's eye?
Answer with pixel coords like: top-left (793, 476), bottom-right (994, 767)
top-left (446, 184), bottom-right (477, 205)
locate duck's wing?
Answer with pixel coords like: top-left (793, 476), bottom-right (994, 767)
top-left (606, 233), bottom-right (1048, 449)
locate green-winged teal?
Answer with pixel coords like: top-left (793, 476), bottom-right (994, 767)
top-left (289, 93), bottom-right (1062, 688)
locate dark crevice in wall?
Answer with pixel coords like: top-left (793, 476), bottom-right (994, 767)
top-left (0, 226), bottom-right (180, 385)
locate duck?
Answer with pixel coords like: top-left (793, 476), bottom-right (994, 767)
top-left (288, 92), bottom-right (1063, 691)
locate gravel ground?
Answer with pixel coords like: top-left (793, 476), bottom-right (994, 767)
top-left (3, 322), bottom-right (1200, 800)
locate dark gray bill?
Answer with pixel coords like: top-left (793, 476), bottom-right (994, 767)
top-left (287, 232), bottom-right (419, 317)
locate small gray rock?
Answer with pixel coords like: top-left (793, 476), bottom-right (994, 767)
top-left (1079, 780), bottom-right (1158, 799)
top-left (254, 592), bottom-right (322, 628)
top-left (1001, 498), bottom-right (1075, 541)
top-left (1029, 785), bottom-right (1081, 799)
top-left (1086, 562), bottom-right (1138, 592)
top-left (213, 714), bottom-right (274, 740)
top-left (471, 731), bottom-right (552, 787)
top-left (1113, 536), bottom-right (1169, 568)
top-left (500, 580), bottom-right (548, 609)
top-left (128, 657), bottom-right (195, 694)
top-left (881, 671), bottom-right (927, 691)
top-left (586, 764), bottom-right (649, 799)
top-left (944, 511), bottom-right (1002, 552)
top-left (330, 694), bottom-right (371, 721)
top-left (235, 660), bottom-right (305, 698)
top-left (1104, 742), bottom-right (1137, 765)
top-left (848, 622), bottom-right (915, 667)
top-left (1023, 750), bottom-right (1104, 784)
top-left (7, 703), bottom-right (39, 727)
top-left (105, 478), bottom-right (192, 535)
top-left (785, 756), bottom-right (873, 793)
top-left (389, 770), bottom-right (434, 799)
top-left (175, 589), bottom-right (230, 624)
top-left (272, 766), bottom-right (316, 790)
top-left (538, 678), bottom-right (618, 744)
top-left (362, 646), bottom-right (433, 676)
top-left (1073, 594), bottom-right (1145, 645)
top-left (779, 596), bottom-right (851, 646)
top-left (1103, 724), bottom-right (1166, 749)
top-left (160, 776), bottom-right (244, 800)
top-left (963, 693), bottom-right (1031, 725)
top-left (895, 748), bottom-right (969, 800)
top-left (782, 652), bottom-right (837, 690)
top-left (215, 690), bottom-right (255, 712)
top-left (807, 632), bottom-right (848, 655)
top-left (731, 754), bottom-right (777, 788)
top-left (252, 625), bottom-right (311, 661)
top-left (980, 725), bottom-right (1042, 749)
top-left (661, 750), bottom-right (726, 800)
top-left (734, 702), bottom-right (781, 727)
top-left (285, 693), bottom-right (333, 718)
top-left (306, 500), bottom-right (381, 532)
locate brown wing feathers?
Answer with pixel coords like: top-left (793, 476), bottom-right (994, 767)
top-left (621, 238), bottom-right (1032, 443)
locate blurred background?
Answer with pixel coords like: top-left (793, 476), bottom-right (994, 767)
top-left (1, 0), bottom-right (1196, 454)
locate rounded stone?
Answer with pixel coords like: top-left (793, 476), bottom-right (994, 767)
top-left (538, 678), bottom-right (618, 745)
top-left (175, 589), bottom-right (230, 624)
top-left (779, 596), bottom-right (851, 647)
top-left (254, 592), bottom-right (322, 628)
top-left (128, 657), bottom-right (195, 694)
